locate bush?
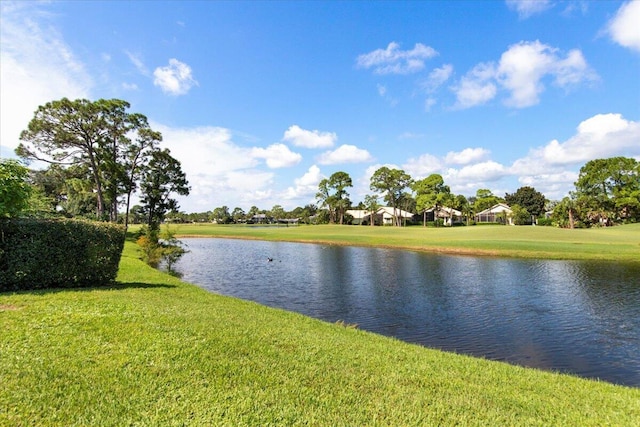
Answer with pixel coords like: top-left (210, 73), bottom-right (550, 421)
top-left (536, 217), bottom-right (553, 226)
top-left (0, 218), bottom-right (125, 291)
top-left (136, 226), bottom-right (188, 276)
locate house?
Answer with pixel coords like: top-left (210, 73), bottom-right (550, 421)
top-left (475, 203), bottom-right (513, 225)
top-left (346, 207), bottom-right (416, 226)
top-left (248, 213), bottom-right (271, 224)
top-left (424, 206), bottom-right (463, 226)
top-left (346, 209), bottom-right (376, 225)
top-left (376, 207), bottom-right (415, 225)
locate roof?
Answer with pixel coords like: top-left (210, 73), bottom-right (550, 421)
top-left (346, 207), bottom-right (415, 219)
top-left (425, 206), bottom-right (463, 217)
top-left (475, 203), bottom-right (512, 216)
top-left (346, 209), bottom-right (375, 219)
top-left (375, 206), bottom-right (415, 218)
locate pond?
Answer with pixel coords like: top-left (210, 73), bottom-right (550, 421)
top-left (175, 238), bottom-right (640, 387)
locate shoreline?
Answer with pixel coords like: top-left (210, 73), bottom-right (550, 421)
top-left (173, 228), bottom-right (640, 263)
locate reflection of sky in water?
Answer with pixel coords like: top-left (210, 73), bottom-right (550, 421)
top-left (176, 238), bottom-right (640, 387)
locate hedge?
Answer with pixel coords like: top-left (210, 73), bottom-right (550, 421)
top-left (0, 218), bottom-right (125, 291)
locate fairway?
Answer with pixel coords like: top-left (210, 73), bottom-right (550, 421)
top-left (164, 222), bottom-right (640, 263)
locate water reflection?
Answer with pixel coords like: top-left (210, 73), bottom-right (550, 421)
top-left (176, 238), bottom-right (640, 387)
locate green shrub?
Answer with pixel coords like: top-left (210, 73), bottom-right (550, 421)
top-left (0, 218), bottom-right (125, 291)
top-left (536, 217), bottom-right (553, 226)
top-left (136, 226), bottom-right (188, 276)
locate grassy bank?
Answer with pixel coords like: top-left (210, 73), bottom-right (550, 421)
top-left (1, 242), bottom-right (639, 426)
top-left (166, 222), bottom-right (640, 263)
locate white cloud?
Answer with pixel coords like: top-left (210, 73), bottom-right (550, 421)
top-left (452, 62), bottom-right (497, 108)
top-left (125, 50), bottom-right (149, 75)
top-left (541, 113), bottom-right (640, 165)
top-left (282, 125), bottom-right (337, 149)
top-left (452, 161), bottom-right (508, 182)
top-left (517, 171), bottom-right (578, 200)
top-left (377, 84), bottom-right (387, 96)
top-left (317, 144), bottom-right (373, 165)
top-left (453, 41), bottom-right (595, 109)
top-left (445, 148), bottom-right (491, 165)
top-left (283, 165), bottom-right (324, 200)
top-left (358, 163), bottom-right (403, 197)
top-left (251, 143), bottom-right (302, 168)
top-left (152, 124), bottom-right (277, 209)
top-left (356, 42), bottom-right (438, 75)
top-left (403, 153), bottom-right (443, 179)
top-left (0, 2), bottom-right (92, 150)
top-left (497, 42), bottom-right (554, 108)
top-left (497, 41), bottom-right (594, 108)
top-left (423, 64), bottom-right (454, 92)
top-left (153, 58), bottom-right (197, 95)
top-left (156, 124), bottom-right (257, 174)
top-left (606, 0), bottom-right (640, 52)
top-left (509, 113), bottom-right (640, 199)
top-left (506, 0), bottom-right (552, 19)
top-left (153, 124), bottom-right (284, 211)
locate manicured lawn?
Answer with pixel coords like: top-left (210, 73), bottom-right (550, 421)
top-left (166, 222), bottom-right (640, 263)
top-left (1, 241), bottom-right (639, 426)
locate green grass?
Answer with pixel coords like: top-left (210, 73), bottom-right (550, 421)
top-left (163, 222), bottom-right (640, 263)
top-left (1, 242), bottom-right (639, 426)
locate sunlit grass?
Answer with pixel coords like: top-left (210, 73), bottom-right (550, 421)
top-left (159, 222), bottom-right (640, 263)
top-left (1, 241), bottom-right (638, 425)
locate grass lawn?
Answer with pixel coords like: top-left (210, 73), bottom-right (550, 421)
top-left (1, 241), bottom-right (639, 426)
top-left (166, 222), bottom-right (640, 263)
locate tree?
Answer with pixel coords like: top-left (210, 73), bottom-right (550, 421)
top-left (473, 189), bottom-right (502, 213)
top-left (510, 204), bottom-right (531, 225)
top-left (247, 205), bottom-right (260, 218)
top-left (398, 192), bottom-right (416, 226)
top-left (212, 206), bottom-right (231, 224)
top-left (552, 196), bottom-right (578, 228)
top-left (316, 171), bottom-right (353, 224)
top-left (291, 204), bottom-right (317, 224)
top-left (505, 186), bottom-right (546, 219)
top-left (17, 98), bottom-right (160, 222)
top-left (28, 164), bottom-right (68, 214)
top-left (64, 176), bottom-right (99, 218)
top-left (454, 194), bottom-right (471, 225)
top-left (121, 125), bottom-right (162, 228)
top-left (231, 207), bottom-right (246, 223)
top-left (129, 204), bottom-right (147, 225)
top-left (139, 148), bottom-right (190, 231)
top-left (0, 160), bottom-right (32, 218)
top-left (363, 194), bottom-right (380, 226)
top-left (412, 174), bottom-right (450, 226)
top-left (370, 167), bottom-right (413, 226)
top-left (269, 204), bottom-right (286, 220)
top-left (574, 157), bottom-right (640, 224)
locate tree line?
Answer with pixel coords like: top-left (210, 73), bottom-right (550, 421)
top-left (2, 98), bottom-right (191, 272)
top-left (7, 98), bottom-right (190, 233)
top-left (183, 156), bottom-right (638, 229)
top-left (3, 99), bottom-right (638, 231)
top-left (315, 159), bottom-right (638, 228)
top-left (313, 167), bottom-right (549, 227)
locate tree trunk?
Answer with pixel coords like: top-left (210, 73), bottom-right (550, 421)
top-left (568, 208), bottom-right (575, 229)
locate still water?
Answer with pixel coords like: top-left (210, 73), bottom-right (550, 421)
top-left (175, 238), bottom-right (640, 387)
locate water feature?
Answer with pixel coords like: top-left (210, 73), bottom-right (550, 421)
top-left (175, 238), bottom-right (640, 387)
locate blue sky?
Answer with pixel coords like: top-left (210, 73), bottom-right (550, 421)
top-left (1, 0), bottom-right (639, 213)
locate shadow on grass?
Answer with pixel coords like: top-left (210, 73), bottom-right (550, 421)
top-left (1, 282), bottom-right (176, 296)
